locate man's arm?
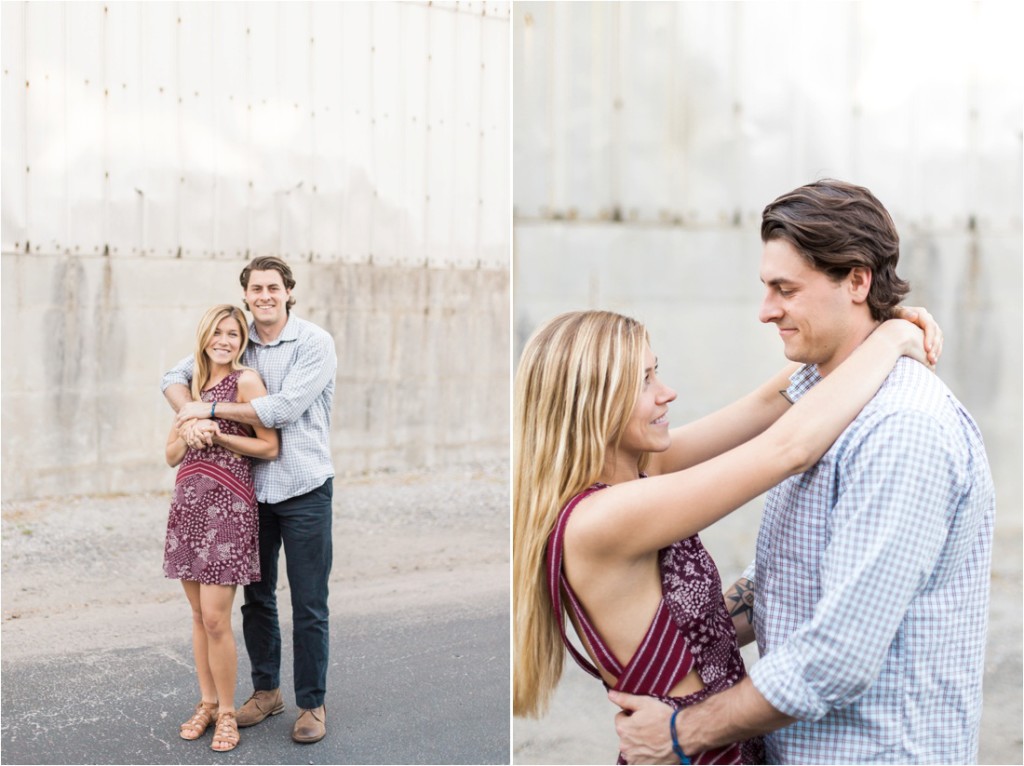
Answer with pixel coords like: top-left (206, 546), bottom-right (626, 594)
top-left (248, 329), bottom-right (336, 428)
top-left (175, 398), bottom-right (264, 429)
top-left (724, 574), bottom-right (756, 647)
top-left (611, 678), bottom-right (796, 762)
top-left (162, 355), bottom-right (195, 411)
top-left (176, 329), bottom-right (336, 430)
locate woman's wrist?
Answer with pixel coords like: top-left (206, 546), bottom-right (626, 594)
top-left (875, 318), bottom-right (912, 356)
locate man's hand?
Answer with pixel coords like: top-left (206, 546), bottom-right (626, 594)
top-left (180, 419), bottom-right (218, 450)
top-left (609, 690), bottom-right (677, 764)
top-left (176, 401), bottom-right (216, 428)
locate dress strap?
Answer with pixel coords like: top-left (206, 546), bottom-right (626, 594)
top-left (546, 484), bottom-right (621, 680)
top-left (547, 481), bottom-right (699, 696)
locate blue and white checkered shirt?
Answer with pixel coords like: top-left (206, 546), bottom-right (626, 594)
top-left (747, 357), bottom-right (994, 764)
top-left (162, 314), bottom-right (337, 504)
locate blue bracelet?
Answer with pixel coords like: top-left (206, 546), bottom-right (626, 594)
top-left (670, 707), bottom-right (690, 764)
top-left (210, 401), bottom-right (217, 419)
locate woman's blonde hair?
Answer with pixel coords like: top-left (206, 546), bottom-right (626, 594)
top-left (191, 304), bottom-right (249, 401)
top-left (513, 310), bottom-right (649, 717)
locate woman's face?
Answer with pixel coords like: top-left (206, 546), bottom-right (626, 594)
top-left (619, 343), bottom-right (676, 455)
top-left (205, 315), bottom-right (244, 367)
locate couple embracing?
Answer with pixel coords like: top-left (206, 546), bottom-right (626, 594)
top-left (514, 180), bottom-right (995, 764)
top-left (161, 256), bottom-right (336, 752)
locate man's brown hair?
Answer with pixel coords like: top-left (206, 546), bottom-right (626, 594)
top-left (761, 179), bottom-right (910, 320)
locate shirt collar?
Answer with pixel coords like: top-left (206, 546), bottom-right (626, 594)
top-left (785, 363), bottom-right (822, 403)
top-left (248, 314), bottom-right (300, 347)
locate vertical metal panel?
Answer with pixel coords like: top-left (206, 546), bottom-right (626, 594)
top-left (732, 3), bottom-right (799, 218)
top-left (369, 1), bottom-right (404, 266)
top-left (399, 2), bottom-right (430, 267)
top-left (425, 6), bottom-right (454, 267)
top-left (617, 3), bottom-right (681, 220)
top-left (208, 2), bottom-right (250, 259)
top-left (178, 3), bottom-right (217, 259)
top-left (451, 10), bottom-right (482, 267)
top-left (479, 11), bottom-right (511, 268)
top-left (511, 2), bottom-right (551, 220)
top-left (308, 1), bottom-right (345, 263)
top-left (340, 2), bottom-right (374, 263)
top-left (104, 2), bottom-right (144, 256)
top-left (24, 2), bottom-right (67, 254)
top-left (1, 2), bottom-right (28, 247)
top-left (64, 3), bottom-right (105, 253)
top-left (137, 2), bottom-right (179, 256)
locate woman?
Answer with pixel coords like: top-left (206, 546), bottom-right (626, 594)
top-left (512, 309), bottom-right (939, 764)
top-left (163, 304), bottom-right (279, 753)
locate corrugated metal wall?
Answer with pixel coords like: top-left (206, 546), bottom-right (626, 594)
top-left (2, 1), bottom-right (509, 268)
top-left (512, 1), bottom-right (1022, 515)
top-left (514, 2), bottom-right (1020, 228)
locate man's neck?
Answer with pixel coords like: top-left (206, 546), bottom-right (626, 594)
top-left (817, 319), bottom-right (881, 377)
top-left (254, 314), bottom-right (289, 344)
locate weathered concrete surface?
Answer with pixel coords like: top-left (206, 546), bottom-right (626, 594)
top-left (0, 253), bottom-right (509, 500)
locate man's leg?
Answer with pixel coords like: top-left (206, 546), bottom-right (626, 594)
top-left (278, 479), bottom-right (333, 710)
top-left (241, 502), bottom-right (283, 693)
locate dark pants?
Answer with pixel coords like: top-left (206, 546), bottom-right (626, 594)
top-left (242, 478), bottom-right (333, 709)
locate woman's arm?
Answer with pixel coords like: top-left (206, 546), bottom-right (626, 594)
top-left (210, 370), bottom-right (279, 460)
top-left (646, 364), bottom-right (799, 475)
top-left (572, 319), bottom-right (928, 559)
top-left (166, 423), bottom-right (188, 467)
top-left (647, 306), bottom-right (941, 476)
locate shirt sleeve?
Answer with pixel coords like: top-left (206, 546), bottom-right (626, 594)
top-left (749, 409), bottom-right (965, 721)
top-left (161, 355), bottom-right (195, 392)
top-left (249, 329), bottom-right (337, 428)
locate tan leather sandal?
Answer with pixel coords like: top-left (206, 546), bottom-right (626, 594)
top-left (179, 701), bottom-right (218, 740)
top-left (211, 711), bottom-right (240, 752)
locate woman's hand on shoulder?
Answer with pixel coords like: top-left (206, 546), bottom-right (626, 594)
top-left (891, 305), bottom-right (943, 367)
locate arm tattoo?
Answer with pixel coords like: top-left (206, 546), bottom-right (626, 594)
top-left (727, 577), bottom-right (756, 625)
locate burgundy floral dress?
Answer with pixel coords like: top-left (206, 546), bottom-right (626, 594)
top-left (163, 370), bottom-right (260, 586)
top-left (547, 483), bottom-right (764, 764)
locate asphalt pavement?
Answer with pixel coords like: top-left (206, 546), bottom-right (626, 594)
top-left (1, 606), bottom-right (509, 765)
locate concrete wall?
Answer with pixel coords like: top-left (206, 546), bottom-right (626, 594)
top-left (512, 2), bottom-right (1023, 519)
top-left (1, 253), bottom-right (509, 500)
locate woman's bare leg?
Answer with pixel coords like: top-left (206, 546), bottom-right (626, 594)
top-left (181, 580), bottom-right (218, 705)
top-left (199, 583), bottom-right (238, 715)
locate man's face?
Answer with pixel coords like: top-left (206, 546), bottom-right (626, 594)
top-left (244, 269), bottom-right (291, 328)
top-left (758, 239), bottom-right (860, 376)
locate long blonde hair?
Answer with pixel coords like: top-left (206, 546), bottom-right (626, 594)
top-left (513, 310), bottom-right (649, 717)
top-left (191, 304), bottom-right (249, 401)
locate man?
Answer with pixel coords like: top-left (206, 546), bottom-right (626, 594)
top-left (163, 255), bottom-right (337, 744)
top-left (611, 180), bottom-right (995, 763)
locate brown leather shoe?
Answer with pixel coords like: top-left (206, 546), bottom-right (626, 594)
top-left (291, 705), bottom-right (326, 744)
top-left (235, 688), bottom-right (285, 728)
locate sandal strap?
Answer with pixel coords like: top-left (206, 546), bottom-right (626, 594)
top-left (213, 712), bottom-right (239, 741)
top-left (181, 702), bottom-right (218, 728)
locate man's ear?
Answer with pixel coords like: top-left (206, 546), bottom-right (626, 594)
top-left (848, 266), bottom-right (872, 305)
